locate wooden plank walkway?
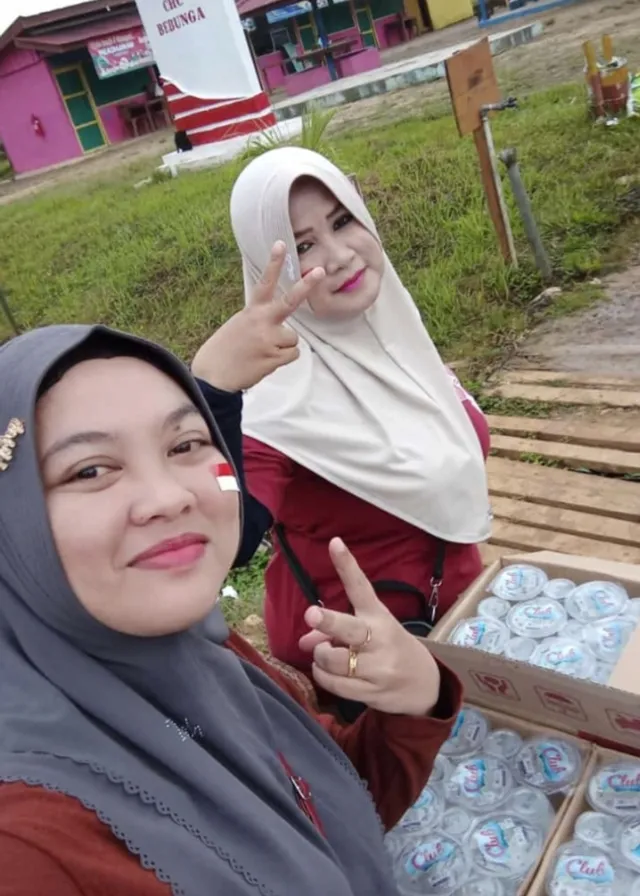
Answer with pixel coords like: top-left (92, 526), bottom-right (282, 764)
top-left (485, 369), bottom-right (640, 410)
top-left (479, 370), bottom-right (640, 567)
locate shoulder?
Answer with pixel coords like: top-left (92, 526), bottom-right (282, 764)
top-left (226, 632), bottom-right (319, 709)
top-left (0, 782), bottom-right (164, 896)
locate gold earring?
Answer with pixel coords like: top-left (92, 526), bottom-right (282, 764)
top-left (0, 418), bottom-right (25, 472)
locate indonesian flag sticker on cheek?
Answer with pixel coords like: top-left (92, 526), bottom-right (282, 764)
top-left (212, 462), bottom-right (240, 493)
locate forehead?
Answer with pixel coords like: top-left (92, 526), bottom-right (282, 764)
top-left (289, 177), bottom-right (338, 223)
top-left (37, 356), bottom-right (188, 436)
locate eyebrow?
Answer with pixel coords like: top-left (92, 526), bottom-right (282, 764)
top-left (293, 200), bottom-right (344, 239)
top-left (41, 401), bottom-right (201, 463)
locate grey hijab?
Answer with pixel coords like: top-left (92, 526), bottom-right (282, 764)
top-left (0, 325), bottom-right (398, 896)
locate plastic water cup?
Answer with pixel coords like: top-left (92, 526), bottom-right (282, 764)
top-left (490, 565), bottom-right (549, 603)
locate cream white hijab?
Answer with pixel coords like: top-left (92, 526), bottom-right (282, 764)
top-left (230, 147), bottom-right (491, 544)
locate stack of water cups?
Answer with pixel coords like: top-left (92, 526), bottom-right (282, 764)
top-left (385, 705), bottom-right (584, 895)
top-left (546, 758), bottom-right (640, 894)
top-left (447, 565), bottom-right (640, 686)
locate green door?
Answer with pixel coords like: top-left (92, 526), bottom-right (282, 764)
top-left (355, 4), bottom-right (378, 47)
top-left (54, 67), bottom-right (106, 153)
top-left (296, 13), bottom-right (318, 52)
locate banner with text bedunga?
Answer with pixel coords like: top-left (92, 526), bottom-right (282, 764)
top-left (134, 0), bottom-right (260, 99)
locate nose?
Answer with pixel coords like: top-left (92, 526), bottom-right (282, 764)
top-left (324, 233), bottom-right (356, 275)
top-left (129, 468), bottom-right (196, 526)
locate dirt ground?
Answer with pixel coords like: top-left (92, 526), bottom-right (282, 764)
top-left (1, 0), bottom-right (638, 206)
top-left (517, 259), bottom-right (640, 379)
top-left (332, 0), bottom-right (640, 129)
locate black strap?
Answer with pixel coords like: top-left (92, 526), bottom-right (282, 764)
top-left (273, 523), bottom-right (446, 628)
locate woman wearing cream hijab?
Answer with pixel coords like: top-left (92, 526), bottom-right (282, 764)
top-left (230, 147), bottom-right (492, 697)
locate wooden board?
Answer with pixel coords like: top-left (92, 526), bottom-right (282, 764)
top-left (487, 456), bottom-right (640, 522)
top-left (496, 369), bottom-right (640, 390)
top-left (483, 372), bottom-right (640, 566)
top-left (490, 496), bottom-right (640, 548)
top-left (489, 520), bottom-right (640, 564)
top-left (445, 38), bottom-right (500, 137)
top-left (479, 542), bottom-right (505, 568)
top-left (486, 414), bottom-right (640, 453)
top-left (490, 433), bottom-right (640, 476)
top-left (486, 382), bottom-right (640, 409)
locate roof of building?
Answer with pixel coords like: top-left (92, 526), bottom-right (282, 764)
top-left (0, 0), bottom-right (296, 57)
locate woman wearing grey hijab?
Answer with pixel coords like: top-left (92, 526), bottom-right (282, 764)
top-left (0, 323), bottom-right (460, 896)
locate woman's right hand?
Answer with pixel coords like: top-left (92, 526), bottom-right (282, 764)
top-left (191, 242), bottom-right (324, 393)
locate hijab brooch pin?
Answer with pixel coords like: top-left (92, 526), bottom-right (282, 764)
top-left (0, 418), bottom-right (25, 472)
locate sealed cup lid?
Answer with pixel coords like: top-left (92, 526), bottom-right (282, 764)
top-left (508, 786), bottom-right (555, 831)
top-left (445, 755), bottom-right (513, 812)
top-left (469, 813), bottom-right (544, 879)
top-left (547, 841), bottom-right (630, 896)
top-left (588, 763), bottom-right (640, 816)
top-left (441, 806), bottom-right (472, 838)
top-left (396, 834), bottom-right (470, 895)
top-left (478, 597), bottom-right (510, 620)
top-left (543, 579), bottom-right (576, 600)
top-left (574, 811), bottom-right (619, 851)
top-left (615, 817), bottom-right (640, 871)
top-left (504, 637), bottom-right (537, 662)
top-left (484, 729), bottom-right (524, 762)
top-left (566, 581), bottom-right (629, 623)
top-left (626, 598), bottom-right (640, 621)
top-left (530, 638), bottom-right (597, 680)
top-left (448, 617), bottom-right (509, 655)
top-left (507, 599), bottom-right (567, 639)
top-left (441, 706), bottom-right (489, 757)
top-left (513, 737), bottom-right (582, 794)
top-left (410, 784), bottom-right (445, 828)
top-left (562, 619), bottom-right (587, 640)
top-left (592, 663), bottom-right (615, 685)
top-left (490, 565), bottom-right (549, 602)
top-left (454, 879), bottom-right (505, 896)
top-left (429, 754), bottom-right (452, 786)
top-left (584, 617), bottom-right (637, 663)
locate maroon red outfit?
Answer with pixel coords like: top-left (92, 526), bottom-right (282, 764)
top-left (245, 382), bottom-right (490, 671)
top-left (0, 632), bottom-right (462, 896)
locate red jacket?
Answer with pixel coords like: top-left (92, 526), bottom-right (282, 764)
top-left (244, 378), bottom-right (490, 671)
top-left (0, 632), bottom-right (462, 896)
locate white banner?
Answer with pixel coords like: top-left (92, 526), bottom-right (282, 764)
top-left (135, 0), bottom-right (260, 99)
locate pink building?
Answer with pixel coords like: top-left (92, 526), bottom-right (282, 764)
top-left (0, 0), bottom-right (417, 176)
top-left (0, 0), bottom-right (170, 176)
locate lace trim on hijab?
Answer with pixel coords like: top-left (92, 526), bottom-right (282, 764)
top-left (1, 758), bottom-right (277, 896)
top-left (1, 740), bottom-right (386, 896)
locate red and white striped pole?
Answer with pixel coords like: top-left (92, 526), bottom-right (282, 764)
top-left (162, 82), bottom-right (276, 147)
top-left (136, 0), bottom-right (276, 148)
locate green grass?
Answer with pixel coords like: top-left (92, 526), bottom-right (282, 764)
top-left (2, 83), bottom-right (639, 376)
top-left (223, 550), bottom-right (270, 625)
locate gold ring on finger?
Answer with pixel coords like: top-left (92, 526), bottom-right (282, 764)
top-left (347, 647), bottom-right (359, 678)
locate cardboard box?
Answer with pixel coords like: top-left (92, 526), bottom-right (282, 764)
top-left (453, 704), bottom-right (592, 894)
top-left (429, 551), bottom-right (640, 753)
top-left (526, 747), bottom-right (630, 895)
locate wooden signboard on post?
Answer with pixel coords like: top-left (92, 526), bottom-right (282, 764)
top-left (445, 39), bottom-right (512, 262)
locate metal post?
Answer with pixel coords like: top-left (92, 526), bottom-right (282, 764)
top-left (480, 103), bottom-right (518, 266)
top-left (0, 288), bottom-right (19, 338)
top-left (499, 147), bottom-right (553, 282)
top-left (476, 0), bottom-right (489, 24)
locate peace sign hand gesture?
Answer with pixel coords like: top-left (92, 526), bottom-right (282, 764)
top-left (299, 539), bottom-right (442, 717)
top-left (192, 241), bottom-right (324, 393)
